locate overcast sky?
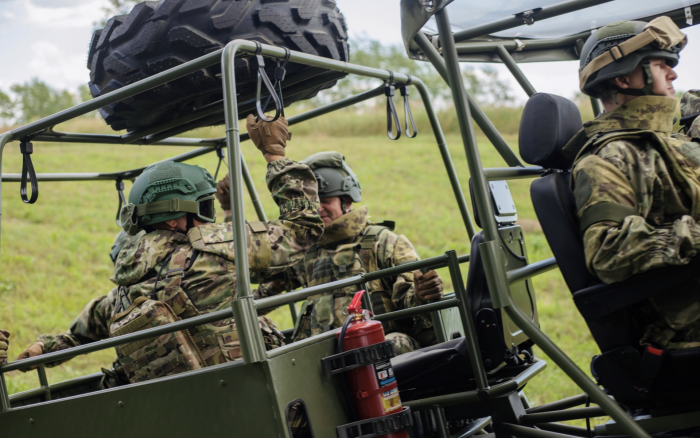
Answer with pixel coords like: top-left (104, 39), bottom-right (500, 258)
top-left (0, 0), bottom-right (698, 102)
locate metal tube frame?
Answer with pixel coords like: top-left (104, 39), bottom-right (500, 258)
top-left (496, 45), bottom-right (537, 97)
top-left (434, 6), bottom-right (651, 438)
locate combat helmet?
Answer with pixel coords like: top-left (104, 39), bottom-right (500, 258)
top-left (120, 161), bottom-right (217, 235)
top-left (579, 16), bottom-right (686, 98)
top-left (301, 151), bottom-right (361, 202)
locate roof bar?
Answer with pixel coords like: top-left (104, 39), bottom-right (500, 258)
top-left (452, 0), bottom-right (613, 43)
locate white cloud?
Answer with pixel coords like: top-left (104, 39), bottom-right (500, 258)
top-left (23, 0), bottom-right (104, 28)
top-left (27, 41), bottom-right (87, 90)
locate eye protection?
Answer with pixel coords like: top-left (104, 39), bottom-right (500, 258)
top-left (195, 195), bottom-right (216, 223)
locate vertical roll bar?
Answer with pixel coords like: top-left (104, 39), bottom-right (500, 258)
top-left (222, 41), bottom-right (268, 364)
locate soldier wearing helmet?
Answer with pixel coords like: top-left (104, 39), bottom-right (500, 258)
top-left (565, 16), bottom-right (700, 349)
top-left (16, 116), bottom-right (324, 382)
top-left (16, 230), bottom-right (143, 376)
top-left (238, 151), bottom-right (442, 353)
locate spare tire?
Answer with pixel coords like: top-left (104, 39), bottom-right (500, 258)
top-left (87, 0), bottom-right (349, 132)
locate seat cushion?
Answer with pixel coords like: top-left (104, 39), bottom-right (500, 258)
top-left (531, 173), bottom-right (600, 293)
top-left (519, 93), bottom-right (582, 169)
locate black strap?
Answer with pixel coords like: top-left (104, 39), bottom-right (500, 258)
top-left (385, 71), bottom-right (401, 141)
top-left (115, 180), bottom-right (126, 227)
top-left (19, 140), bottom-right (39, 204)
top-left (400, 75), bottom-right (417, 138)
top-left (253, 42), bottom-right (282, 123)
top-left (261, 47), bottom-right (290, 117)
top-left (579, 202), bottom-right (637, 233)
top-left (214, 146), bottom-right (226, 180)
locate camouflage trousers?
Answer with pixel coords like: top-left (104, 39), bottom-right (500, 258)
top-left (636, 283), bottom-right (700, 350)
top-left (386, 332), bottom-right (421, 355)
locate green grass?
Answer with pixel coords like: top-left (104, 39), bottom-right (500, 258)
top-left (1, 115), bottom-right (603, 425)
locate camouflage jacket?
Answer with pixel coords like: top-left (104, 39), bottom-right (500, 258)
top-left (566, 96), bottom-right (700, 345)
top-left (681, 90), bottom-right (700, 139)
top-left (256, 206), bottom-right (434, 346)
top-left (40, 159), bottom-right (323, 367)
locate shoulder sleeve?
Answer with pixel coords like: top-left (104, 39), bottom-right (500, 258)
top-left (574, 141), bottom-right (700, 283)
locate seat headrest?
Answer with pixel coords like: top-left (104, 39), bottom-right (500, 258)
top-left (519, 93), bottom-right (582, 170)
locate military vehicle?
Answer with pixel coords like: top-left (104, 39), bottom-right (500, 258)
top-left (1, 0), bottom-right (699, 437)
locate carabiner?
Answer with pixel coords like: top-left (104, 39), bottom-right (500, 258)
top-left (384, 71), bottom-right (401, 140)
top-left (252, 42), bottom-right (282, 122)
top-left (400, 75), bottom-right (417, 138)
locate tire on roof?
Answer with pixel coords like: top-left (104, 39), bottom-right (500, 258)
top-left (87, 0), bottom-right (350, 132)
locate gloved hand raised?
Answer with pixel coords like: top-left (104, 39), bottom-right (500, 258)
top-left (246, 114), bottom-right (290, 160)
top-left (0, 330), bottom-right (10, 365)
top-left (413, 270), bottom-right (444, 302)
top-left (17, 341), bottom-right (44, 372)
top-left (215, 174), bottom-right (231, 212)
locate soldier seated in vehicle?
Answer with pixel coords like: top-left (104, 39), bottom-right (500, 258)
top-left (565, 17), bottom-right (700, 350)
top-left (218, 151), bottom-right (443, 354)
top-left (16, 115), bottom-right (324, 383)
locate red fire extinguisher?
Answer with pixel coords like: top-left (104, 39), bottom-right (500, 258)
top-left (337, 290), bottom-right (408, 438)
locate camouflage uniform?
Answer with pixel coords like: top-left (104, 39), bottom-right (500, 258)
top-left (110, 158), bottom-right (323, 377)
top-left (566, 95), bottom-right (700, 349)
top-left (32, 231), bottom-right (144, 367)
top-left (256, 206), bottom-right (435, 353)
top-left (681, 90), bottom-right (700, 139)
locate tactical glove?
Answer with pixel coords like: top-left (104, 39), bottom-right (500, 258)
top-left (17, 341), bottom-right (44, 372)
top-left (215, 173), bottom-right (231, 212)
top-left (413, 270), bottom-right (444, 302)
top-left (247, 114), bottom-right (290, 157)
top-left (0, 330), bottom-right (10, 365)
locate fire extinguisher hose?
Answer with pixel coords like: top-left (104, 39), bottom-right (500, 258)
top-left (338, 314), bottom-right (358, 422)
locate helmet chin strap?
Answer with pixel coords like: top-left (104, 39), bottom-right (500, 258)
top-left (612, 60), bottom-right (660, 103)
top-left (186, 213), bottom-right (195, 232)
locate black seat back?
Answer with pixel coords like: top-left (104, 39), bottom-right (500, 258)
top-left (520, 93), bottom-right (600, 293)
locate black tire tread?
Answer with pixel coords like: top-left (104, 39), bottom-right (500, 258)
top-left (88, 0), bottom-right (349, 131)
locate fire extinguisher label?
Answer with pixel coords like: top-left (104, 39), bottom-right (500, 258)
top-left (374, 360), bottom-right (402, 414)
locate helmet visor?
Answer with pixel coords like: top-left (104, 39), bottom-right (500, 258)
top-left (196, 195), bottom-right (216, 223)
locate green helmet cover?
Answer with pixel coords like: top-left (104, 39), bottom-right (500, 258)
top-left (579, 19), bottom-right (684, 98)
top-left (300, 151), bottom-right (361, 202)
top-left (122, 161), bottom-right (217, 233)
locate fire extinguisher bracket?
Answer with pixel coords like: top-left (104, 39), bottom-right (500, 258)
top-left (336, 406), bottom-right (413, 438)
top-left (321, 340), bottom-right (396, 377)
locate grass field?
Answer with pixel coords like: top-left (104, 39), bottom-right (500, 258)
top-left (1, 111), bottom-right (603, 424)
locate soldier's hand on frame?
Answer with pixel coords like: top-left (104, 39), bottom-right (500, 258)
top-left (16, 342), bottom-right (44, 372)
top-left (215, 173), bottom-right (232, 212)
top-left (0, 330), bottom-right (10, 366)
top-left (246, 114), bottom-right (289, 163)
top-left (414, 270), bottom-right (444, 302)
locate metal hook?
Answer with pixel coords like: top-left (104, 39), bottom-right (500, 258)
top-left (384, 71), bottom-right (401, 141)
top-left (252, 41), bottom-right (282, 123)
top-left (400, 74), bottom-right (417, 138)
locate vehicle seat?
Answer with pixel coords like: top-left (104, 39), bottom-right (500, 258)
top-left (522, 92), bottom-right (700, 410)
top-left (393, 225), bottom-right (536, 402)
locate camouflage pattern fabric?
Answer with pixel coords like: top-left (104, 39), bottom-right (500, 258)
top-left (109, 158), bottom-right (322, 376)
top-left (681, 90), bottom-right (700, 138)
top-left (567, 95), bottom-right (700, 349)
top-left (256, 206), bottom-right (436, 352)
top-left (385, 332), bottom-right (421, 355)
top-left (0, 330), bottom-right (9, 365)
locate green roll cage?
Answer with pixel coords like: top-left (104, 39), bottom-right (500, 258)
top-left (0, 1), bottom-right (698, 437)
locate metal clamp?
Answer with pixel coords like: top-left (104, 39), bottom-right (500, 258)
top-left (115, 180), bottom-right (126, 227)
top-left (252, 42), bottom-right (282, 123)
top-left (336, 407), bottom-right (413, 438)
top-left (19, 140), bottom-right (38, 204)
top-left (515, 8), bottom-right (541, 25)
top-left (321, 340), bottom-right (396, 377)
top-left (384, 71), bottom-right (401, 140)
top-left (399, 74), bottom-right (417, 138)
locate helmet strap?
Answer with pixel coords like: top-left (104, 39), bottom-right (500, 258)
top-left (613, 60), bottom-right (659, 99)
top-left (186, 213), bottom-right (195, 232)
top-left (340, 197), bottom-right (347, 215)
